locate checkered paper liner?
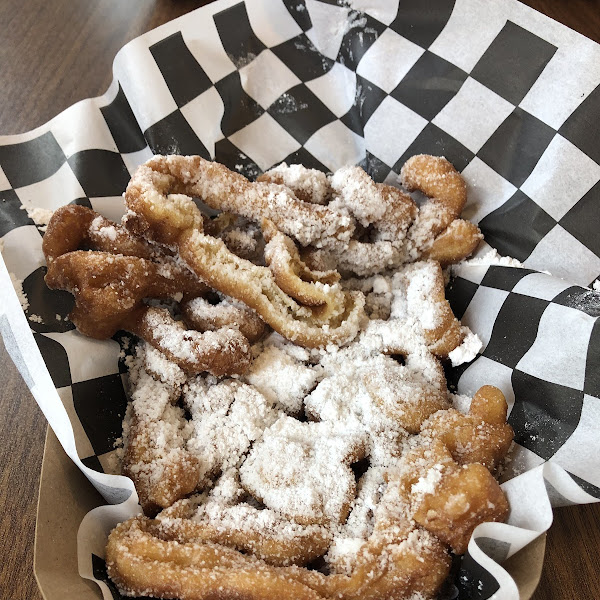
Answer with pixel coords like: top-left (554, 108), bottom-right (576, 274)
top-left (1, 0), bottom-right (599, 598)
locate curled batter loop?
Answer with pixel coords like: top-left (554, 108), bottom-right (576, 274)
top-left (403, 260), bottom-right (464, 357)
top-left (44, 251), bottom-right (206, 339)
top-left (421, 385), bottom-right (514, 472)
top-left (181, 295), bottom-right (266, 344)
top-left (106, 515), bottom-right (452, 600)
top-left (400, 154), bottom-right (482, 264)
top-left (329, 165), bottom-right (417, 241)
top-left (424, 218), bottom-right (482, 265)
top-left (177, 229), bottom-right (365, 348)
top-left (273, 156), bottom-right (480, 276)
top-left (130, 306), bottom-right (252, 377)
top-left (42, 206), bottom-right (262, 376)
top-left (42, 204), bottom-right (157, 263)
top-left (257, 163), bottom-right (330, 205)
top-left (297, 165), bottom-right (418, 277)
top-left (124, 157), bottom-right (365, 348)
top-left (125, 154), bottom-right (354, 247)
top-left (156, 498), bottom-right (333, 567)
top-left (262, 218), bottom-right (342, 310)
top-left (364, 260), bottom-right (466, 359)
top-left (107, 517), bottom-right (328, 600)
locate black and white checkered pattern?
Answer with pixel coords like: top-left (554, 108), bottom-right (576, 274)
top-left (448, 264), bottom-right (600, 492)
top-left (1, 0), bottom-right (600, 598)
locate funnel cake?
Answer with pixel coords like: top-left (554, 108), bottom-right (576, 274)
top-left (41, 155), bottom-right (508, 599)
top-left (109, 319), bottom-right (512, 599)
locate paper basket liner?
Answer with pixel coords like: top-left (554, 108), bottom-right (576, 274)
top-left (1, 0), bottom-right (600, 598)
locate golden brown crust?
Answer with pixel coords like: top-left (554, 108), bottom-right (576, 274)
top-left (400, 154), bottom-right (467, 231)
top-left (122, 157), bottom-right (365, 349)
top-left (424, 219), bottom-right (483, 266)
top-left (106, 516), bottom-right (451, 600)
top-left (155, 500), bottom-right (332, 567)
top-left (294, 156), bottom-right (478, 276)
top-left (176, 230), bottom-right (364, 348)
top-left (262, 218), bottom-right (342, 308)
top-left (412, 463), bottom-right (510, 555)
top-left (44, 251), bottom-right (205, 338)
top-left (369, 260), bottom-right (465, 359)
top-left (74, 154), bottom-right (513, 600)
top-left (123, 414), bottom-right (204, 516)
top-left (129, 155), bottom-right (354, 246)
top-left (42, 204), bottom-right (264, 376)
top-left (42, 204), bottom-right (157, 263)
top-left (257, 164), bottom-right (330, 205)
top-left (421, 386), bottom-right (514, 471)
top-left (129, 307), bottom-right (253, 377)
top-left (44, 251), bottom-right (249, 376)
top-left (399, 155), bottom-right (482, 265)
top-left (181, 296), bottom-right (267, 344)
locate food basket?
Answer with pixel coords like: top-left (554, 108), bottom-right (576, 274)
top-left (1, 1), bottom-right (599, 598)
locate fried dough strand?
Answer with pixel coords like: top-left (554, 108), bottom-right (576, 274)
top-left (130, 306), bottom-right (252, 376)
top-left (122, 348), bottom-right (204, 515)
top-left (42, 204), bottom-right (157, 263)
top-left (125, 154), bottom-right (354, 247)
top-left (421, 385), bottom-right (514, 471)
top-left (157, 498), bottom-right (333, 567)
top-left (424, 219), bottom-right (482, 265)
top-left (48, 154), bottom-right (512, 600)
top-left (400, 155), bottom-right (482, 265)
top-left (364, 260), bottom-right (465, 359)
top-left (122, 158), bottom-right (365, 348)
top-left (262, 218), bottom-right (342, 308)
top-left (107, 517), bottom-right (327, 600)
top-left (106, 516), bottom-right (451, 600)
top-left (44, 251), bottom-right (250, 376)
top-left (124, 413), bottom-right (203, 516)
top-left (177, 229), bottom-right (365, 347)
top-left (44, 251), bottom-right (205, 338)
top-left (181, 295), bottom-right (266, 344)
top-left (257, 163), bottom-right (331, 205)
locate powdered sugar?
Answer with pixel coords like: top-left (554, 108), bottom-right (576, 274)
top-left (330, 166), bottom-right (388, 227)
top-left (262, 163), bottom-right (330, 205)
top-left (411, 464), bottom-right (444, 499)
top-left (306, 348), bottom-right (448, 465)
top-left (90, 215), bottom-right (118, 241)
top-left (184, 378), bottom-right (280, 476)
top-left (21, 205), bottom-right (53, 226)
top-left (362, 261), bottom-right (459, 356)
top-left (463, 248), bottom-right (524, 268)
top-left (239, 416), bottom-right (366, 524)
top-left (10, 272), bottom-right (29, 311)
top-left (448, 328), bottom-right (483, 367)
top-left (244, 335), bottom-right (321, 415)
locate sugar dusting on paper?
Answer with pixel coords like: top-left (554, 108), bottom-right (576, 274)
top-left (9, 272), bottom-right (29, 312)
top-left (20, 205), bottom-right (54, 230)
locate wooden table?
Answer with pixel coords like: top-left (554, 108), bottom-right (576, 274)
top-left (0, 1), bottom-right (598, 598)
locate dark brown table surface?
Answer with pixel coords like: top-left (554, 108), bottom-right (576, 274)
top-left (1, 1), bottom-right (599, 599)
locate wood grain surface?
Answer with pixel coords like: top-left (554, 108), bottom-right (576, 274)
top-left (0, 1), bottom-right (598, 599)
